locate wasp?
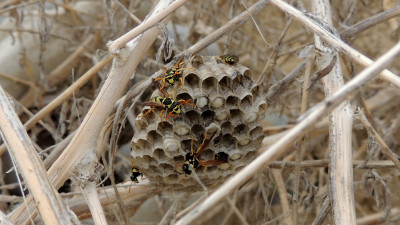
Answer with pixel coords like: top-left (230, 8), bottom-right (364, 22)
top-left (139, 81), bottom-right (193, 125)
top-left (154, 56), bottom-right (193, 95)
top-left (178, 132), bottom-right (225, 175)
top-left (125, 162), bottom-right (144, 192)
top-left (130, 166), bottom-right (143, 184)
top-left (216, 54), bottom-right (239, 65)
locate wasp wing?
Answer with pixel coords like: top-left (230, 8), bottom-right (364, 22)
top-left (141, 102), bottom-right (164, 108)
top-left (199, 160), bottom-right (225, 167)
top-left (194, 132), bottom-right (217, 158)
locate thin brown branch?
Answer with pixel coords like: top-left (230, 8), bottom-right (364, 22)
top-left (311, 196), bottom-right (331, 225)
top-left (307, 55), bottom-right (337, 90)
top-left (186, 0), bottom-right (269, 55)
top-left (269, 159), bottom-right (397, 169)
top-left (108, 0), bottom-right (190, 52)
top-left (356, 207), bottom-right (400, 225)
top-left (47, 34), bottom-right (96, 87)
top-left (0, 55), bottom-right (113, 157)
top-left (272, 169), bottom-right (293, 225)
top-left (357, 109), bottom-right (400, 171)
top-left (258, 17), bottom-right (292, 83)
top-left (341, 4), bottom-right (400, 41)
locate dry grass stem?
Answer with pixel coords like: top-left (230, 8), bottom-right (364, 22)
top-left (269, 0), bottom-right (400, 87)
top-left (0, 210), bottom-right (12, 225)
top-left (356, 207), bottom-right (400, 225)
top-left (187, 0), bottom-right (268, 55)
top-left (175, 33), bottom-right (400, 225)
top-left (357, 109), bottom-right (400, 170)
top-left (341, 4), bottom-right (400, 40)
top-left (271, 169), bottom-right (293, 225)
top-left (0, 86), bottom-right (72, 224)
top-left (81, 182), bottom-right (108, 225)
top-left (312, 1), bottom-right (356, 224)
top-left (0, 55), bottom-right (113, 156)
top-left (311, 196), bottom-right (331, 225)
top-left (269, 160), bottom-right (397, 169)
top-left (47, 34), bottom-right (96, 87)
top-left (68, 183), bottom-right (159, 220)
top-left (108, 0), bottom-right (189, 52)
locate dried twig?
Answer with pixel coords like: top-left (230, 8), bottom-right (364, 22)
top-left (356, 207), bottom-right (400, 225)
top-left (269, 159), bottom-right (397, 169)
top-left (0, 210), bottom-right (12, 225)
top-left (257, 17), bottom-right (292, 83)
top-left (269, 0), bottom-right (400, 88)
top-left (0, 86), bottom-right (72, 224)
top-left (0, 55), bottom-right (113, 156)
top-left (186, 0), bottom-right (268, 55)
top-left (307, 55), bottom-right (337, 90)
top-left (108, 0), bottom-right (190, 52)
top-left (271, 169), bottom-right (293, 225)
top-left (311, 196), bottom-right (331, 225)
top-left (47, 34), bottom-right (96, 87)
top-left (81, 182), bottom-right (108, 225)
top-left (357, 109), bottom-right (400, 171)
top-left (311, 1), bottom-right (356, 224)
top-left (341, 4), bottom-right (400, 41)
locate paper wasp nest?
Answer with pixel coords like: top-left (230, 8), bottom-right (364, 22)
top-left (131, 55), bottom-right (267, 190)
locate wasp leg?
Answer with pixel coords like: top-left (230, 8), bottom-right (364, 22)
top-left (158, 109), bottom-right (165, 126)
top-left (128, 182), bottom-right (133, 193)
top-left (155, 67), bottom-right (168, 90)
top-left (199, 133), bottom-right (208, 152)
top-left (166, 112), bottom-right (181, 121)
top-left (138, 107), bottom-right (155, 118)
top-left (169, 79), bottom-right (183, 96)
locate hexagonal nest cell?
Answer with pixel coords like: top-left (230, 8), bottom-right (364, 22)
top-left (131, 55), bottom-right (267, 191)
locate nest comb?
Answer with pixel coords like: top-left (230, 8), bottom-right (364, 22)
top-left (131, 55), bottom-right (267, 190)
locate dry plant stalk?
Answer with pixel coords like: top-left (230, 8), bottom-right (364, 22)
top-left (269, 0), bottom-right (400, 87)
top-left (81, 182), bottom-right (108, 225)
top-left (0, 55), bottom-right (113, 156)
top-left (0, 210), bottom-right (12, 225)
top-left (108, 0), bottom-right (190, 52)
top-left (311, 0), bottom-right (356, 224)
top-left (0, 86), bottom-right (72, 224)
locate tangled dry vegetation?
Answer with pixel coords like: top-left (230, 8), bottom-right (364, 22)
top-left (1, 0), bottom-right (400, 224)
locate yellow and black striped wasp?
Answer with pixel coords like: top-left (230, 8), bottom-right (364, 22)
top-left (139, 80), bottom-right (193, 125)
top-left (125, 162), bottom-right (144, 192)
top-left (154, 56), bottom-right (193, 95)
top-left (178, 132), bottom-right (225, 175)
top-left (130, 166), bottom-right (143, 184)
top-left (216, 54), bottom-right (239, 65)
